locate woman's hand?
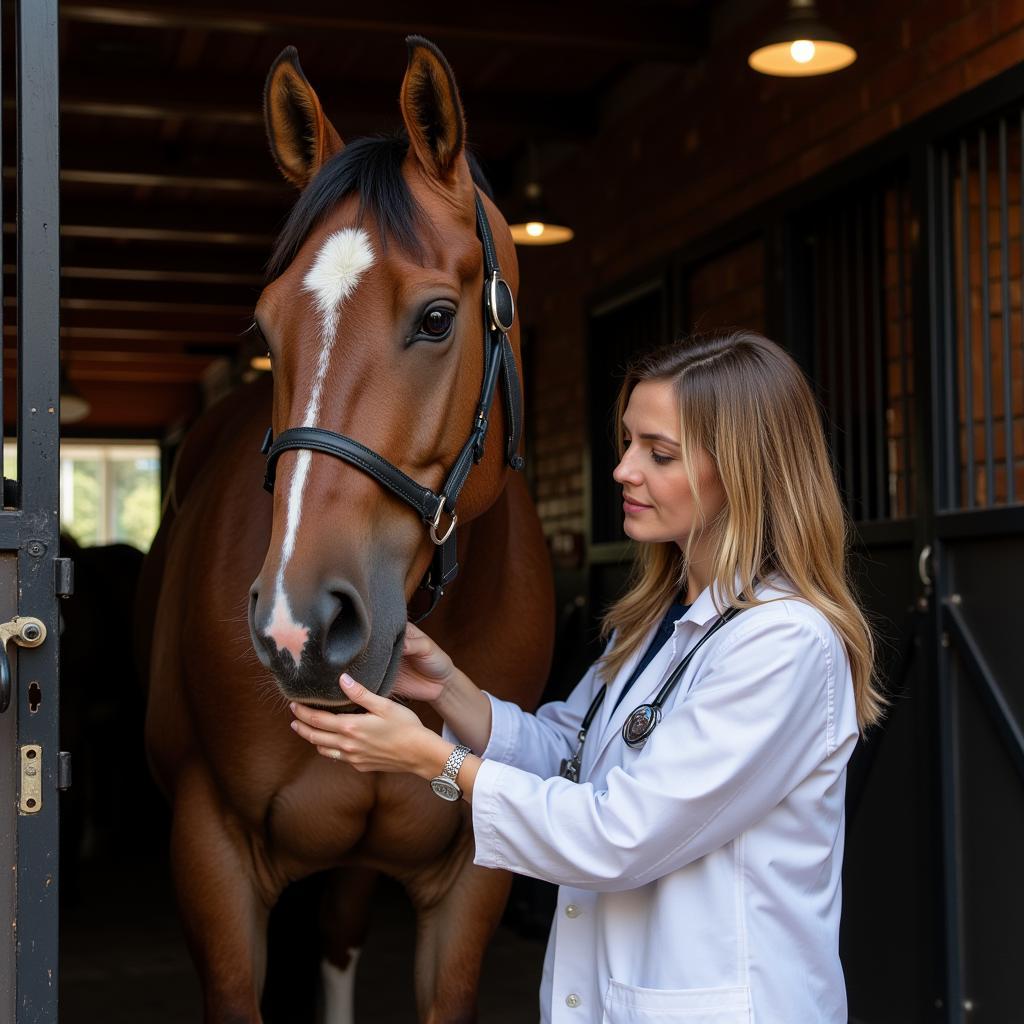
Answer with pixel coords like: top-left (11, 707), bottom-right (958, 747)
top-left (390, 622), bottom-right (456, 704)
top-left (289, 673), bottom-right (450, 778)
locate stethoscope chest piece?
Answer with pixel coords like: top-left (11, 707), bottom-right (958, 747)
top-left (622, 703), bottom-right (662, 749)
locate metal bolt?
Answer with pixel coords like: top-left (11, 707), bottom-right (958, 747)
top-left (26, 542), bottom-right (44, 557)
top-left (21, 624), bottom-right (40, 642)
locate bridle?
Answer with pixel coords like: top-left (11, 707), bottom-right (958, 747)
top-left (260, 190), bottom-right (524, 622)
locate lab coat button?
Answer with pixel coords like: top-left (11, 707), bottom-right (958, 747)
top-left (565, 903), bottom-right (581, 918)
top-left (565, 993), bottom-right (582, 1008)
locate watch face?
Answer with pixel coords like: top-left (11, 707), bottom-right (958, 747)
top-left (430, 777), bottom-right (461, 801)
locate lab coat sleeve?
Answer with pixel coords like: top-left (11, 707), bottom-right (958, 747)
top-left (441, 654), bottom-right (608, 778)
top-left (470, 612), bottom-right (847, 891)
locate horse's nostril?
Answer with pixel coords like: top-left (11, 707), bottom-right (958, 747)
top-left (322, 589), bottom-right (368, 667)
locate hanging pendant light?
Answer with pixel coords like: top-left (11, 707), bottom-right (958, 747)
top-left (509, 182), bottom-right (574, 245)
top-left (508, 144), bottom-right (574, 246)
top-left (748, 0), bottom-right (856, 78)
top-left (59, 361), bottom-right (90, 424)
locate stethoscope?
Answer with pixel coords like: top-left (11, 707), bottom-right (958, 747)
top-left (560, 606), bottom-right (743, 783)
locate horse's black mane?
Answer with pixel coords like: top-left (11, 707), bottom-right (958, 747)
top-left (266, 131), bottom-right (493, 282)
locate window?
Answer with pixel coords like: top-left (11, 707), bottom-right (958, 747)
top-left (3, 440), bottom-right (161, 551)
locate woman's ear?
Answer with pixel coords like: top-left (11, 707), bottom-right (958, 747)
top-left (264, 46), bottom-right (343, 189)
top-left (399, 35), bottom-right (466, 185)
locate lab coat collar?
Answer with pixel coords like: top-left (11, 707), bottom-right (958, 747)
top-left (586, 573), bottom-right (787, 776)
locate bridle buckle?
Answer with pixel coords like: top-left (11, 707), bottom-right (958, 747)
top-left (429, 497), bottom-right (457, 546)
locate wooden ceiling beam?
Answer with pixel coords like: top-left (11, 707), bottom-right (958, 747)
top-left (48, 71), bottom-right (594, 138)
top-left (3, 298), bottom-right (255, 334)
top-left (3, 324), bottom-right (244, 350)
top-left (60, 1), bottom-right (705, 61)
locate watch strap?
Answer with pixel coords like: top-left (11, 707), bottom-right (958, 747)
top-left (443, 744), bottom-right (471, 783)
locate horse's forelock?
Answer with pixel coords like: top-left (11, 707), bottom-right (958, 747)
top-left (264, 132), bottom-right (493, 284)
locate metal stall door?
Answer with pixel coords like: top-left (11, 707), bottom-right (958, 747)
top-left (789, 168), bottom-right (942, 1024)
top-left (924, 112), bottom-right (1024, 1024)
top-left (791, 101), bottom-right (1024, 1020)
top-left (0, 2), bottom-right (63, 1022)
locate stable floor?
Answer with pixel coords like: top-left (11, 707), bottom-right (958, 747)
top-left (59, 849), bottom-right (548, 1022)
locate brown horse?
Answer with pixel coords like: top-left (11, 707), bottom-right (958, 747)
top-left (139, 37), bottom-right (554, 1023)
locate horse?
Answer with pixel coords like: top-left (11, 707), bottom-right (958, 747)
top-left (138, 36), bottom-right (555, 1023)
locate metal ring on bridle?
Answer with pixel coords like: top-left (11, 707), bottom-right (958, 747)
top-left (429, 497), bottom-right (457, 545)
top-left (488, 271), bottom-right (515, 334)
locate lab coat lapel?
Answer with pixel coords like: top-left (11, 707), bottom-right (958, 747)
top-left (585, 583), bottom-right (726, 778)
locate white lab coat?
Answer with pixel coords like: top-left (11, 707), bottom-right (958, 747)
top-left (449, 576), bottom-right (860, 1023)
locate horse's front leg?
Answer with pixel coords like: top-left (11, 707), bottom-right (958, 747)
top-left (315, 865), bottom-right (378, 1024)
top-left (406, 824), bottom-right (514, 1024)
top-left (170, 763), bottom-right (280, 1023)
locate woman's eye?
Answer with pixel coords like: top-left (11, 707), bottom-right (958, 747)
top-left (418, 307), bottom-right (455, 341)
top-left (651, 452), bottom-right (672, 465)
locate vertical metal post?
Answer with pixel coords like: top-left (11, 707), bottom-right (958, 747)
top-left (840, 213), bottom-right (854, 507)
top-left (940, 149), bottom-right (957, 512)
top-left (825, 216), bottom-right (839, 472)
top-left (977, 129), bottom-right (994, 506)
top-left (923, 144), bottom-right (966, 1024)
top-left (14, 0), bottom-right (62, 1020)
top-left (855, 200), bottom-right (869, 520)
top-left (998, 118), bottom-right (1014, 504)
top-left (959, 140), bottom-right (975, 508)
top-left (871, 189), bottom-right (886, 519)
top-left (896, 185), bottom-right (914, 515)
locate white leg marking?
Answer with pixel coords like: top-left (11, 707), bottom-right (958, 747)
top-left (268, 229), bottom-right (375, 655)
top-left (318, 950), bottom-right (361, 1024)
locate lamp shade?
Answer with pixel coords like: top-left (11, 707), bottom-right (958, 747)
top-left (508, 182), bottom-right (574, 246)
top-left (59, 364), bottom-right (90, 424)
top-left (748, 0), bottom-right (856, 77)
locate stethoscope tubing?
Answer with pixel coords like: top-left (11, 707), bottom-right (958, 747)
top-left (561, 605), bottom-right (744, 780)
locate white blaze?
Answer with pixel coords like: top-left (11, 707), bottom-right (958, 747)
top-left (267, 228), bottom-right (375, 664)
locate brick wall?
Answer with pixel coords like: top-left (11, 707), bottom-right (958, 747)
top-left (516, 0), bottom-right (1024, 549)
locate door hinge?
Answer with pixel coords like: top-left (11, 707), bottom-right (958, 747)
top-left (54, 557), bottom-right (74, 598)
top-left (57, 750), bottom-right (72, 791)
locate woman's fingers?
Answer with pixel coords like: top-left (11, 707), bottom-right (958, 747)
top-left (290, 701), bottom-right (346, 732)
top-left (291, 718), bottom-right (348, 749)
top-left (338, 673), bottom-right (391, 711)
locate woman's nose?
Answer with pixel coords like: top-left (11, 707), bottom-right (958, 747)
top-left (613, 451), bottom-right (642, 485)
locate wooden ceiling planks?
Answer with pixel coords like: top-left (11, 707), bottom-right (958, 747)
top-left (33, 0), bottom-right (707, 435)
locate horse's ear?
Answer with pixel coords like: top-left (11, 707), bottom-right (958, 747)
top-left (399, 36), bottom-right (466, 184)
top-left (264, 46), bottom-right (343, 189)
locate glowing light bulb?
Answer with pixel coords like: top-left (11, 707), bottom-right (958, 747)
top-left (790, 39), bottom-right (816, 64)
top-left (526, 221), bottom-right (545, 237)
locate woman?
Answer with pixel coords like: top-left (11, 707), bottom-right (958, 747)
top-left (290, 330), bottom-right (886, 1023)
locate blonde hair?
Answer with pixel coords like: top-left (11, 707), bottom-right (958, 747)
top-left (599, 330), bottom-right (886, 735)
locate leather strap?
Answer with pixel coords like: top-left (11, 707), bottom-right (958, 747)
top-left (264, 427), bottom-right (445, 524)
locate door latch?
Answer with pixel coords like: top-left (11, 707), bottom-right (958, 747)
top-left (0, 616), bottom-right (47, 714)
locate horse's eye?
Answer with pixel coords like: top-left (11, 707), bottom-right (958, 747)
top-left (419, 307), bottom-right (455, 341)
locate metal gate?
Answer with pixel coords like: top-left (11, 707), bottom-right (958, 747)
top-left (792, 90), bottom-right (1024, 1023)
top-left (0, 2), bottom-right (65, 1022)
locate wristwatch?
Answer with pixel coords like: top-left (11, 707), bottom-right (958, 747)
top-left (430, 744), bottom-right (472, 801)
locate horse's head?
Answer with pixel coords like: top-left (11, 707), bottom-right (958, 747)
top-left (248, 38), bottom-right (522, 705)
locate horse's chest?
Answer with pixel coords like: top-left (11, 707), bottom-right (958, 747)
top-left (264, 767), bottom-right (464, 873)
